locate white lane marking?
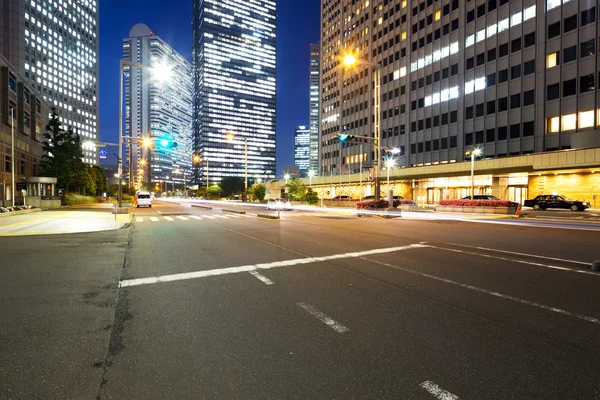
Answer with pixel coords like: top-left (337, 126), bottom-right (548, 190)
top-left (149, 217), bottom-right (159, 222)
top-left (119, 243), bottom-right (425, 287)
top-left (366, 258), bottom-right (600, 325)
top-left (214, 215), bottom-right (229, 219)
top-left (249, 271), bottom-right (274, 285)
top-left (420, 381), bottom-right (460, 400)
top-left (431, 245), bottom-right (598, 276)
top-left (203, 215), bottom-right (216, 219)
top-left (176, 216), bottom-right (189, 221)
top-left (297, 302), bottom-right (349, 333)
top-left (450, 243), bottom-right (590, 266)
top-left (191, 216), bottom-right (203, 220)
top-left (136, 217), bottom-right (143, 222)
top-left (227, 214), bottom-right (242, 218)
top-left (164, 216), bottom-right (174, 221)
top-left (157, 210), bottom-right (162, 214)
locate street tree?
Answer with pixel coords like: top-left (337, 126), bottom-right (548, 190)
top-left (286, 177), bottom-right (306, 201)
top-left (252, 183), bottom-right (266, 201)
top-left (304, 188), bottom-right (319, 205)
top-left (206, 185), bottom-right (222, 199)
top-left (220, 177), bottom-right (244, 198)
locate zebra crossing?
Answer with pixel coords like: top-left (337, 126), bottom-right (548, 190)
top-left (135, 213), bottom-right (252, 223)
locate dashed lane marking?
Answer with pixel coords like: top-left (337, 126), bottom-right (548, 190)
top-left (420, 381), bottom-right (460, 400)
top-left (249, 271), bottom-right (274, 285)
top-left (176, 216), bottom-right (189, 221)
top-left (149, 217), bottom-right (159, 222)
top-left (164, 216), bottom-right (174, 221)
top-left (297, 302), bottom-right (349, 333)
top-left (191, 216), bottom-right (203, 220)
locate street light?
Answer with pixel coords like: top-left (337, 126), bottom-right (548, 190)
top-left (385, 158), bottom-right (396, 190)
top-left (225, 133), bottom-right (248, 201)
top-left (174, 168), bottom-right (187, 196)
top-left (467, 148), bottom-right (482, 200)
top-left (284, 173), bottom-right (291, 183)
top-left (342, 51), bottom-right (382, 200)
top-left (193, 154), bottom-right (209, 190)
top-left (308, 170), bottom-right (316, 187)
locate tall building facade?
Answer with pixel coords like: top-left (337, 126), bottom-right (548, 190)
top-left (122, 24), bottom-right (193, 190)
top-left (1, 0), bottom-right (99, 164)
top-left (0, 54), bottom-right (49, 205)
top-left (320, 0), bottom-right (600, 182)
top-left (309, 43), bottom-right (321, 173)
top-left (192, 0), bottom-right (277, 186)
top-left (294, 125), bottom-right (310, 173)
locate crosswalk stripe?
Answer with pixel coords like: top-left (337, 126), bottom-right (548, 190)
top-left (164, 216), bottom-right (174, 221)
top-left (150, 217), bottom-right (159, 222)
top-left (176, 216), bottom-right (189, 220)
top-left (203, 216), bottom-right (216, 219)
top-left (215, 215), bottom-right (229, 219)
top-left (136, 217), bottom-right (143, 222)
top-left (191, 216), bottom-right (203, 220)
top-left (227, 214), bottom-right (241, 218)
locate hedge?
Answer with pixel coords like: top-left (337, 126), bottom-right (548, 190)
top-left (438, 199), bottom-right (519, 207)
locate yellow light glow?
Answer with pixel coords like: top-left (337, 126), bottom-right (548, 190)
top-left (435, 10), bottom-right (441, 21)
top-left (139, 159), bottom-right (146, 166)
top-left (546, 52), bottom-right (557, 68)
top-left (343, 54), bottom-right (357, 67)
top-left (401, 31), bottom-right (407, 40)
top-left (193, 155), bottom-right (201, 163)
top-left (142, 138), bottom-right (153, 148)
top-left (562, 114), bottom-right (576, 131)
top-left (579, 110), bottom-right (594, 128)
top-left (547, 117), bottom-right (559, 133)
top-left (152, 61), bottom-right (174, 84)
top-left (225, 133), bottom-right (235, 141)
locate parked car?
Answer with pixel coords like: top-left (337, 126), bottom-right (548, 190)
top-left (461, 195), bottom-right (501, 200)
top-left (266, 198), bottom-right (292, 210)
top-left (524, 194), bottom-right (589, 211)
top-left (330, 195), bottom-right (354, 200)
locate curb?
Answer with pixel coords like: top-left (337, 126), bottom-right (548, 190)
top-left (257, 213), bottom-right (279, 220)
top-left (192, 205), bottom-right (213, 210)
top-left (223, 209), bottom-right (246, 215)
top-left (0, 208), bottom-right (41, 218)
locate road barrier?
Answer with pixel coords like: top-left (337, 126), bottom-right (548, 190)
top-left (257, 213), bottom-right (279, 220)
top-left (223, 209), bottom-right (246, 215)
top-left (192, 205), bottom-right (212, 210)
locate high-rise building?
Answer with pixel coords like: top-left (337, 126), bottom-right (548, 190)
top-left (192, 0), bottom-right (277, 186)
top-left (122, 24), bottom-right (193, 191)
top-left (319, 0), bottom-right (600, 201)
top-left (309, 43), bottom-right (321, 173)
top-left (1, 0), bottom-right (99, 164)
top-left (294, 126), bottom-right (310, 173)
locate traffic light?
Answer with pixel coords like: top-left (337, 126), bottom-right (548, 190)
top-left (336, 133), bottom-right (355, 142)
top-left (156, 137), bottom-right (178, 150)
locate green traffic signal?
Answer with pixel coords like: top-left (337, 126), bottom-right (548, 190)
top-left (338, 134), bottom-right (349, 142)
top-left (156, 137), bottom-right (178, 149)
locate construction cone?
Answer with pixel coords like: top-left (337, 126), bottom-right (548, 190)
top-left (516, 204), bottom-right (521, 216)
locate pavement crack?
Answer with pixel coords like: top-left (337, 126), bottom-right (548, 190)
top-left (95, 225), bottom-right (135, 400)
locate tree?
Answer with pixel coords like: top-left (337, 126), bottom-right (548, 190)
top-left (304, 188), bottom-right (319, 205)
top-left (286, 177), bottom-right (306, 201)
top-left (77, 166), bottom-right (96, 195)
top-left (40, 109), bottom-right (84, 192)
top-left (91, 166), bottom-right (108, 196)
top-left (220, 177), bottom-right (244, 198)
top-left (206, 185), bottom-right (222, 199)
top-left (252, 183), bottom-right (266, 201)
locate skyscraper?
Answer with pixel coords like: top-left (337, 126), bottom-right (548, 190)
top-left (309, 43), bottom-right (321, 173)
top-left (192, 0), bottom-right (277, 186)
top-left (1, 0), bottom-right (99, 164)
top-left (122, 24), bottom-right (193, 191)
top-left (294, 126), bottom-right (310, 174)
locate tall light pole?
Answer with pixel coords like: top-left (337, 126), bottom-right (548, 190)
top-left (342, 53), bottom-right (382, 200)
top-left (118, 59), bottom-right (173, 207)
top-left (467, 148), bottom-right (482, 200)
top-left (226, 133), bottom-right (248, 201)
top-left (10, 107), bottom-right (15, 207)
top-left (308, 170), bottom-right (315, 187)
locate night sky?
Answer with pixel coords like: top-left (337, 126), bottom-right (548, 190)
top-left (99, 0), bottom-right (321, 174)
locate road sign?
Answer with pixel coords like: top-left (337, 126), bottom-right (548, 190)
top-left (99, 150), bottom-right (107, 159)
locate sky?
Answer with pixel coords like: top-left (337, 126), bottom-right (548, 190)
top-left (99, 0), bottom-right (321, 174)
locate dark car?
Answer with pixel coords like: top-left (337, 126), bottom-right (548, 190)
top-left (524, 195), bottom-right (589, 212)
top-left (461, 195), bottom-right (501, 200)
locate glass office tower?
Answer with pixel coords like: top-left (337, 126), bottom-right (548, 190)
top-left (294, 126), bottom-right (310, 173)
top-left (309, 43), bottom-right (321, 173)
top-left (192, 0), bottom-right (277, 186)
top-left (1, 0), bottom-right (99, 164)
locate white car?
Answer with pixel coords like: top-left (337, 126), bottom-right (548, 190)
top-left (136, 192), bottom-right (152, 208)
top-left (266, 198), bottom-right (292, 210)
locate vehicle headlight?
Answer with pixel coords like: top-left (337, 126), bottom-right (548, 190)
top-left (276, 202), bottom-right (282, 207)
top-left (582, 202), bottom-right (588, 205)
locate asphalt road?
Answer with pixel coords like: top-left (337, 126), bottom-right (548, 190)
top-left (2, 200), bottom-right (600, 399)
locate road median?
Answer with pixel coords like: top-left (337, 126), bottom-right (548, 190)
top-left (223, 209), bottom-right (246, 215)
top-left (192, 204), bottom-right (213, 210)
top-left (257, 213), bottom-right (279, 220)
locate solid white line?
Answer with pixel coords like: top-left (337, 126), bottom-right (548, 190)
top-left (366, 258), bottom-right (600, 325)
top-left (450, 244), bottom-right (590, 266)
top-left (164, 216), bottom-right (174, 221)
top-left (149, 217), bottom-right (159, 222)
top-left (297, 302), bottom-right (349, 333)
top-left (176, 216), bottom-right (189, 221)
top-left (136, 217), bottom-right (143, 222)
top-left (431, 245), bottom-right (598, 276)
top-left (249, 271), bottom-right (274, 285)
top-left (119, 243), bottom-right (425, 287)
top-left (191, 216), bottom-right (203, 220)
top-left (420, 381), bottom-right (460, 400)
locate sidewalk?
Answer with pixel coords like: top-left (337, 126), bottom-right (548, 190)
top-left (0, 209), bottom-right (131, 236)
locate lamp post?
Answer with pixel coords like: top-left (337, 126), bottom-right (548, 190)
top-left (10, 107), bottom-right (15, 207)
top-left (308, 170), bottom-right (315, 187)
top-left (225, 133), bottom-right (248, 201)
top-left (467, 148), bottom-right (482, 200)
top-left (118, 59), bottom-right (173, 207)
top-left (342, 53), bottom-right (382, 200)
